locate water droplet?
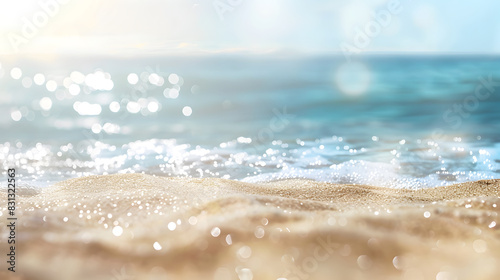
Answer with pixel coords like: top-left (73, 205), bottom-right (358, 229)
top-left (357, 255), bottom-right (372, 270)
top-left (168, 222), bottom-right (176, 231)
top-left (237, 246), bottom-right (252, 260)
top-left (112, 226), bottom-right (123, 237)
top-left (392, 256), bottom-right (404, 270)
top-left (153, 241), bottom-right (162, 251)
top-left (473, 239), bottom-right (487, 253)
top-left (188, 216), bottom-right (198, 225)
top-left (236, 268), bottom-right (253, 280)
top-left (254, 226), bottom-right (265, 238)
top-left (211, 227), bottom-right (221, 237)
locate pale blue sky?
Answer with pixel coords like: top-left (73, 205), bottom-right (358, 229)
top-left (1, 0), bottom-right (499, 55)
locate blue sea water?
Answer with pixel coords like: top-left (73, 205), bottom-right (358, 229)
top-left (1, 54), bottom-right (499, 188)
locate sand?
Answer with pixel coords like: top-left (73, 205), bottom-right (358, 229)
top-left (0, 174), bottom-right (499, 280)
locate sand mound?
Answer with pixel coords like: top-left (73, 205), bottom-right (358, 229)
top-left (1, 174), bottom-right (499, 280)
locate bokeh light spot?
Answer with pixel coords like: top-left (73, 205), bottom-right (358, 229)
top-left (334, 62), bottom-right (371, 96)
top-left (112, 226), bottom-right (123, 237)
top-left (39, 97), bottom-right (53, 111)
top-left (69, 84), bottom-right (81, 95)
top-left (182, 106), bottom-right (192, 117)
top-left (168, 73), bottom-right (179, 84)
top-left (127, 73), bottom-right (139, 85)
top-left (10, 67), bottom-right (22, 79)
top-left (33, 73), bottom-right (45, 85)
top-left (109, 101), bottom-right (121, 113)
top-left (11, 110), bottom-right (22, 121)
top-left (46, 80), bottom-right (58, 92)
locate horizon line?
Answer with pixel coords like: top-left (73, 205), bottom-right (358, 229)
top-left (1, 50), bottom-right (500, 59)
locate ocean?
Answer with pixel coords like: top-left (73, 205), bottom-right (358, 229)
top-left (1, 54), bottom-right (500, 188)
top-left (2, 54), bottom-right (500, 280)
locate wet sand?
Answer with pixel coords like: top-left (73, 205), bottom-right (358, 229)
top-left (1, 174), bottom-right (499, 280)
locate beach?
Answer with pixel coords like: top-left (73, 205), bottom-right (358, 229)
top-left (2, 1), bottom-right (500, 279)
top-left (1, 174), bottom-right (499, 280)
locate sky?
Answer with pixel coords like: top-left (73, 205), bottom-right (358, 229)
top-left (0, 0), bottom-right (499, 55)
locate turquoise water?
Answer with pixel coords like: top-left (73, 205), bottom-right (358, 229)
top-left (1, 55), bottom-right (499, 188)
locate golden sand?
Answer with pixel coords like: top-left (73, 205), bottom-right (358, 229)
top-left (1, 174), bottom-right (499, 280)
